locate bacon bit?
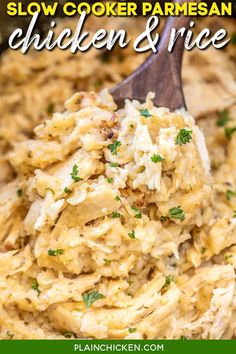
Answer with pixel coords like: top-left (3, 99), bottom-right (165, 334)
top-left (107, 130), bottom-right (114, 139)
top-left (224, 181), bottom-right (232, 186)
top-left (101, 128), bottom-right (117, 140)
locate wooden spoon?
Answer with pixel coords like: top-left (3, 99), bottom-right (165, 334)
top-left (111, 5), bottom-right (190, 110)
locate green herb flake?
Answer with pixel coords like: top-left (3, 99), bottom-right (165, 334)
top-left (115, 196), bottom-right (121, 202)
top-left (111, 211), bottom-right (121, 219)
top-left (47, 102), bottom-right (55, 115)
top-left (103, 258), bottom-right (112, 266)
top-left (160, 215), bottom-right (169, 222)
top-left (164, 275), bottom-right (174, 287)
top-left (217, 109), bottom-right (230, 127)
top-left (128, 328), bottom-right (137, 333)
top-left (109, 162), bottom-right (119, 168)
top-left (94, 79), bottom-right (102, 89)
top-left (45, 188), bottom-right (55, 195)
top-left (17, 189), bottom-right (23, 197)
top-left (140, 108), bottom-right (152, 118)
top-left (151, 154), bottom-right (165, 163)
top-left (169, 206), bottom-right (185, 221)
top-left (128, 230), bottom-right (136, 239)
top-left (175, 129), bottom-right (192, 145)
top-left (233, 211), bottom-right (236, 218)
top-left (201, 247), bottom-right (207, 254)
top-left (224, 253), bottom-right (233, 260)
top-left (180, 336), bottom-right (188, 340)
top-left (48, 249), bottom-right (64, 257)
top-left (108, 141), bottom-right (121, 155)
top-left (31, 279), bottom-right (41, 296)
top-left (106, 177), bottom-right (114, 184)
top-left (82, 291), bottom-right (105, 309)
top-left (129, 124), bottom-right (134, 129)
top-left (6, 330), bottom-right (14, 340)
top-left (131, 206), bottom-right (142, 219)
top-left (231, 32), bottom-right (236, 45)
top-left (64, 187), bottom-right (72, 195)
top-left (225, 127), bottom-right (236, 140)
top-left (71, 164), bottom-right (83, 183)
top-left (226, 190), bottom-right (236, 201)
top-left (63, 331), bottom-right (76, 338)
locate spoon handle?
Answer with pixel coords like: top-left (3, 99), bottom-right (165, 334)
top-left (143, 10), bottom-right (190, 110)
top-left (111, 0), bottom-right (191, 110)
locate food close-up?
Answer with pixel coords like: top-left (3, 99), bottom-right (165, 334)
top-left (0, 5), bottom-right (236, 342)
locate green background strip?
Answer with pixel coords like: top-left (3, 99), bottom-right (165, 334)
top-left (1, 340), bottom-right (236, 354)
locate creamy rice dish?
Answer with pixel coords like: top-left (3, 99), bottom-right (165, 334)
top-left (0, 16), bottom-right (236, 340)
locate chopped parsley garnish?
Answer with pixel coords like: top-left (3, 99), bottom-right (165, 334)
top-left (164, 275), bottom-right (174, 287)
top-left (63, 332), bottom-right (76, 338)
top-left (47, 102), bottom-right (55, 115)
top-left (17, 189), bottom-right (23, 197)
top-left (231, 32), bottom-right (236, 45)
top-left (64, 187), bottom-right (72, 194)
top-left (111, 211), bottom-right (121, 219)
top-left (108, 140), bottom-right (121, 155)
top-left (224, 253), bottom-right (233, 260)
top-left (115, 196), bottom-right (121, 202)
top-left (130, 124), bottom-right (134, 129)
top-left (82, 291), bottom-right (105, 309)
top-left (160, 215), bottom-right (169, 222)
top-left (140, 108), bottom-right (152, 118)
top-left (217, 109), bottom-right (229, 127)
top-left (31, 279), bottom-right (41, 296)
top-left (201, 247), bottom-right (207, 254)
top-left (71, 164), bottom-right (83, 182)
top-left (109, 162), bottom-right (119, 168)
top-left (131, 206), bottom-right (142, 219)
top-left (180, 336), bottom-right (188, 340)
top-left (175, 129), bottom-right (192, 145)
top-left (6, 330), bottom-right (14, 340)
top-left (169, 206), bottom-right (185, 221)
top-left (48, 249), bottom-right (64, 257)
top-left (106, 177), bottom-right (114, 184)
top-left (233, 211), bottom-right (236, 218)
top-left (151, 154), bottom-right (165, 163)
top-left (225, 127), bottom-right (236, 140)
top-left (128, 328), bottom-right (137, 333)
top-left (45, 188), bottom-right (55, 195)
top-left (103, 258), bottom-right (112, 266)
top-left (128, 230), bottom-right (136, 239)
top-left (94, 79), bottom-right (102, 89)
top-left (226, 190), bottom-right (236, 201)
